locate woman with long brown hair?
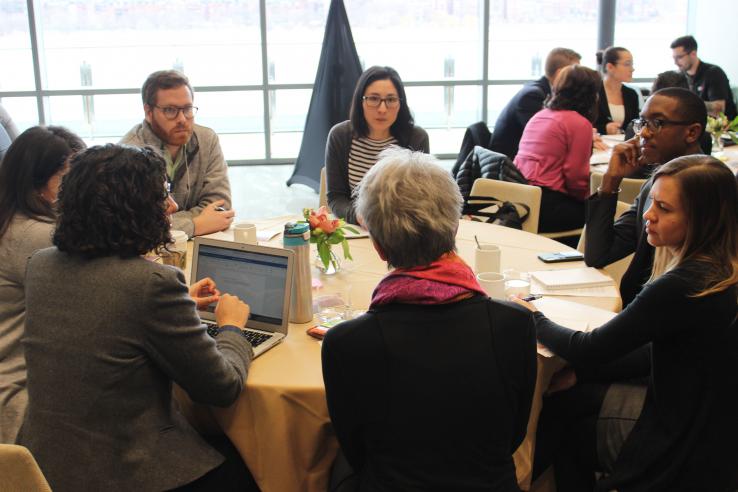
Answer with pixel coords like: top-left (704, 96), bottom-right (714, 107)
top-left (517, 155), bottom-right (738, 490)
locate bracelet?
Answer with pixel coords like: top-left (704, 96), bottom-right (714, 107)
top-left (597, 186), bottom-right (621, 196)
top-left (217, 325), bottom-right (242, 336)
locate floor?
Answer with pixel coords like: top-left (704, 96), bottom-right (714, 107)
top-left (228, 159), bottom-right (455, 220)
top-left (228, 165), bottom-right (319, 221)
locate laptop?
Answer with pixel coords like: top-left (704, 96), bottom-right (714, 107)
top-left (191, 237), bottom-right (295, 357)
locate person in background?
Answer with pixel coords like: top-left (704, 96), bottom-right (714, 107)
top-left (671, 35), bottom-right (737, 119)
top-left (646, 70), bottom-right (712, 155)
top-left (0, 103), bottom-right (20, 141)
top-left (490, 47), bottom-right (581, 159)
top-left (516, 155), bottom-right (738, 491)
top-left (325, 66), bottom-right (429, 225)
top-left (323, 147), bottom-right (536, 491)
top-left (594, 47), bottom-right (639, 135)
top-left (121, 70), bottom-right (234, 237)
top-left (0, 103), bottom-right (18, 162)
top-left (514, 65), bottom-right (602, 237)
top-left (651, 70), bottom-right (688, 92)
top-left (585, 88), bottom-right (706, 307)
top-left (0, 126), bottom-right (85, 444)
top-left (18, 144), bottom-right (258, 491)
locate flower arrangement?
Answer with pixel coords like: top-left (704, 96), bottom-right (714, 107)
top-left (706, 112), bottom-right (738, 152)
top-left (302, 206), bottom-right (358, 272)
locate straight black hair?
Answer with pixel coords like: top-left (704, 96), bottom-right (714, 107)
top-left (0, 126), bottom-right (85, 239)
top-left (349, 66), bottom-right (416, 147)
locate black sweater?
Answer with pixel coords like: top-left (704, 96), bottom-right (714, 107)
top-left (535, 263), bottom-right (738, 491)
top-left (322, 296), bottom-right (537, 492)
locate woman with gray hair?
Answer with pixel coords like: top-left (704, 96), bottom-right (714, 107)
top-left (321, 147), bottom-right (537, 491)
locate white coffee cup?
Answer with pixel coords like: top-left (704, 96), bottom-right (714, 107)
top-left (475, 244), bottom-right (501, 273)
top-left (505, 278), bottom-right (531, 298)
top-left (477, 272), bottom-right (506, 300)
top-left (234, 222), bottom-right (257, 245)
top-left (503, 269), bottom-right (531, 298)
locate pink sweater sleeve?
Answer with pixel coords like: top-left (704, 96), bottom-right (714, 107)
top-left (562, 114), bottom-right (593, 201)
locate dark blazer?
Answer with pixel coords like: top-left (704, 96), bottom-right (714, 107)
top-left (19, 249), bottom-right (253, 492)
top-left (594, 84), bottom-right (640, 135)
top-left (490, 76), bottom-right (551, 159)
top-left (584, 180), bottom-right (654, 307)
top-left (322, 295), bottom-right (537, 492)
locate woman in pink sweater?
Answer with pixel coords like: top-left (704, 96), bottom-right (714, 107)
top-left (514, 65), bottom-right (601, 237)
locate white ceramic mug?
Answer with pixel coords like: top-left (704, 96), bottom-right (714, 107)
top-left (234, 222), bottom-right (257, 245)
top-left (503, 269), bottom-right (531, 298)
top-left (476, 272), bottom-right (506, 300)
top-left (475, 244), bottom-right (501, 273)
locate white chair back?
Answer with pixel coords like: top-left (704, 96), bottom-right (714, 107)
top-left (577, 200), bottom-right (634, 288)
top-left (319, 167), bottom-right (328, 208)
top-left (468, 178), bottom-right (542, 234)
top-left (590, 172), bottom-right (647, 205)
top-left (0, 444), bottom-right (52, 492)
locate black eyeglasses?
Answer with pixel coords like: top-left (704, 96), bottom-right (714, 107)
top-left (154, 105), bottom-right (198, 120)
top-left (632, 118), bottom-right (693, 135)
top-left (362, 95), bottom-right (401, 109)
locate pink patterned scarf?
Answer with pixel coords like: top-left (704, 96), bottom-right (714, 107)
top-left (370, 252), bottom-right (486, 308)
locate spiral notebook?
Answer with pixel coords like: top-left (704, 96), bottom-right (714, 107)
top-left (529, 267), bottom-right (613, 290)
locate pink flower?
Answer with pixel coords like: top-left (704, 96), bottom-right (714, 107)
top-left (308, 206), bottom-right (338, 234)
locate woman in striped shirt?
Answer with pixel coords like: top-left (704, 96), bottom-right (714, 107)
top-left (325, 66), bottom-right (429, 224)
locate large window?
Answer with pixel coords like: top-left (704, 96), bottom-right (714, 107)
top-left (0, 0), bottom-right (690, 163)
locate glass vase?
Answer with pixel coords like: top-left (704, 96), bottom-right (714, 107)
top-left (316, 249), bottom-right (341, 275)
top-left (711, 132), bottom-right (724, 154)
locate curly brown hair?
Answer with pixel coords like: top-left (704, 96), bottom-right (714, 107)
top-left (54, 144), bottom-right (172, 258)
top-left (546, 65), bottom-right (602, 123)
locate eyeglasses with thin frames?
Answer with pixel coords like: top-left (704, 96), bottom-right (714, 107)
top-left (155, 105), bottom-right (198, 120)
top-left (362, 95), bottom-right (401, 109)
top-left (632, 118), bottom-right (693, 135)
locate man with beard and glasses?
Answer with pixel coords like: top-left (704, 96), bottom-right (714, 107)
top-left (671, 35), bottom-right (736, 120)
top-left (121, 70), bottom-right (234, 237)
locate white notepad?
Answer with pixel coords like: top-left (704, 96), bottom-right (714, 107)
top-left (529, 267), bottom-right (614, 290)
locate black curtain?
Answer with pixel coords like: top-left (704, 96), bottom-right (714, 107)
top-left (286, 0), bottom-right (362, 192)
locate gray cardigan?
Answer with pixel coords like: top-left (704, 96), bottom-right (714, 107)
top-left (19, 249), bottom-right (253, 491)
top-left (120, 121), bottom-right (232, 237)
top-left (0, 215), bottom-right (54, 444)
top-left (325, 120), bottom-right (429, 224)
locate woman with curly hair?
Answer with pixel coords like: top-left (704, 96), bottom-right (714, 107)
top-left (18, 144), bottom-right (259, 491)
top-left (326, 66), bottom-right (429, 225)
top-left (514, 64), bottom-right (602, 236)
top-left (0, 125), bottom-right (85, 444)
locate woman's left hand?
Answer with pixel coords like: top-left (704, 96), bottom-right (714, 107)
top-left (508, 295), bottom-right (538, 312)
top-left (189, 277), bottom-right (221, 309)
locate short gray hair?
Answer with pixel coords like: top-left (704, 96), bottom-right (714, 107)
top-left (354, 147), bottom-right (462, 268)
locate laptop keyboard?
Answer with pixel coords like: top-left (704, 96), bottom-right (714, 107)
top-left (204, 321), bottom-right (271, 347)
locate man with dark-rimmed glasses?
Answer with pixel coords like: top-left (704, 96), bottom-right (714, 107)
top-left (671, 35), bottom-right (736, 120)
top-left (121, 70), bottom-right (234, 237)
top-left (585, 88), bottom-right (706, 306)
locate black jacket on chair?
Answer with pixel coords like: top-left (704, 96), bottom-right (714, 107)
top-left (454, 146), bottom-right (528, 201)
top-left (452, 121), bottom-right (493, 177)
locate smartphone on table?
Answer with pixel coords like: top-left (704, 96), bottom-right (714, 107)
top-left (537, 251), bottom-right (584, 263)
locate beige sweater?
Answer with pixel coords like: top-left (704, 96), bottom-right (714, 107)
top-left (0, 215), bottom-right (54, 443)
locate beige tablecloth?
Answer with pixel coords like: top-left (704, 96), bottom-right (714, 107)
top-left (181, 219), bottom-right (621, 492)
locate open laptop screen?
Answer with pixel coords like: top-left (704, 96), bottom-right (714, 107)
top-left (194, 244), bottom-right (290, 327)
